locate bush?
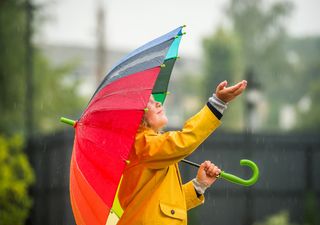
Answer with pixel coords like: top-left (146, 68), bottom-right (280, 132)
top-left (0, 134), bottom-right (35, 225)
top-left (254, 210), bottom-right (297, 225)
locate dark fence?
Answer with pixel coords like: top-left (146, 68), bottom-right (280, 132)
top-left (26, 128), bottom-right (320, 225)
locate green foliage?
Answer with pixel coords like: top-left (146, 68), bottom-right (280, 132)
top-left (288, 37), bottom-right (320, 131)
top-left (226, 0), bottom-right (293, 69)
top-left (0, 0), bottom-right (26, 135)
top-left (224, 0), bottom-right (297, 131)
top-left (202, 28), bottom-right (245, 130)
top-left (222, 0), bottom-right (320, 131)
top-left (0, 133), bottom-right (35, 225)
top-left (32, 50), bottom-right (86, 133)
top-left (0, 1), bottom-right (86, 135)
top-left (253, 202), bottom-right (320, 225)
top-left (254, 210), bottom-right (296, 225)
top-left (296, 76), bottom-right (320, 131)
top-left (203, 28), bottom-right (243, 97)
top-left (303, 191), bottom-right (320, 225)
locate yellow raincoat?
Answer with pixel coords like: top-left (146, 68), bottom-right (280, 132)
top-left (117, 104), bottom-right (221, 225)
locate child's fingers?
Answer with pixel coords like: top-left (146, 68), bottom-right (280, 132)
top-left (211, 167), bottom-right (221, 177)
top-left (217, 80), bottom-right (228, 91)
top-left (205, 163), bottom-right (221, 177)
top-left (225, 80), bottom-right (247, 93)
top-left (202, 161), bottom-right (211, 170)
top-left (226, 82), bottom-right (242, 93)
top-left (233, 83), bottom-right (247, 96)
top-left (200, 161), bottom-right (211, 172)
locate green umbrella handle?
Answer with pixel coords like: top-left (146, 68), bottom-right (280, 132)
top-left (219, 159), bottom-right (259, 186)
top-left (181, 159), bottom-right (259, 186)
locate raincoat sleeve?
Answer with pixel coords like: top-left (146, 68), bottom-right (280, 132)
top-left (135, 104), bottom-right (221, 169)
top-left (183, 181), bottom-right (204, 210)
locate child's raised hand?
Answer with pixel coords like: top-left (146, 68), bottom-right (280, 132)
top-left (216, 80), bottom-right (247, 103)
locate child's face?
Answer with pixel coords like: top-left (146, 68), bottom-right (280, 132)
top-left (144, 95), bottom-right (168, 131)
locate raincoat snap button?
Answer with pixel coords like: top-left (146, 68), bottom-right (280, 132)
top-left (171, 209), bottom-right (175, 215)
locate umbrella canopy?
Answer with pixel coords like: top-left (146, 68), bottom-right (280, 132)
top-left (65, 26), bottom-right (186, 225)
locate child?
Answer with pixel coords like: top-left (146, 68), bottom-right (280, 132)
top-left (117, 80), bottom-right (247, 225)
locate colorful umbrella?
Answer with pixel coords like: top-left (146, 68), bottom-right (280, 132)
top-left (61, 26), bottom-right (186, 225)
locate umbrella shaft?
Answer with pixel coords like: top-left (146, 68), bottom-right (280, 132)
top-left (181, 159), bottom-right (200, 168)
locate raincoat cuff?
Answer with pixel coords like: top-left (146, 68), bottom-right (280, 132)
top-left (208, 94), bottom-right (228, 114)
top-left (206, 102), bottom-right (223, 120)
top-left (192, 178), bottom-right (209, 195)
top-left (183, 181), bottom-right (204, 210)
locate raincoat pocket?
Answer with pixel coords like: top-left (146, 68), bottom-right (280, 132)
top-left (159, 201), bottom-right (187, 221)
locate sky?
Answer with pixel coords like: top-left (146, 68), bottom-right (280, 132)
top-left (38, 0), bottom-right (320, 57)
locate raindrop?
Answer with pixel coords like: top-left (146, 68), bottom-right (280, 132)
top-left (206, 194), bottom-right (211, 202)
top-left (225, 187), bottom-right (229, 200)
top-left (200, 145), bottom-right (205, 153)
top-left (212, 199), bottom-right (216, 207)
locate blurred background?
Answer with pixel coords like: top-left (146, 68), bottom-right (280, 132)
top-left (0, 0), bottom-right (319, 224)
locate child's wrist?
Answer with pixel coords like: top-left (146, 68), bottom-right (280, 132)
top-left (208, 94), bottom-right (228, 114)
top-left (192, 178), bottom-right (210, 195)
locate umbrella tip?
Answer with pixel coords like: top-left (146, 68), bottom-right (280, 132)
top-left (160, 64), bottom-right (166, 68)
top-left (60, 117), bottom-right (76, 127)
top-left (175, 32), bottom-right (186, 39)
top-left (144, 108), bottom-right (149, 112)
top-left (124, 160), bottom-right (131, 165)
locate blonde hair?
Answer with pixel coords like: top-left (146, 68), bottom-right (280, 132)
top-left (140, 116), bottom-right (149, 128)
top-left (139, 114), bottom-right (163, 133)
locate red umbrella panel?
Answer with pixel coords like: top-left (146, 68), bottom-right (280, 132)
top-left (61, 26), bottom-right (186, 225)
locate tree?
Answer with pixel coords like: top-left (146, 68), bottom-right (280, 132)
top-left (0, 1), bottom-right (86, 223)
top-left (32, 50), bottom-right (85, 133)
top-left (0, 1), bottom-right (86, 135)
top-left (287, 37), bottom-right (320, 131)
top-left (226, 0), bottom-right (295, 130)
top-left (0, 0), bottom-right (27, 135)
top-left (202, 28), bottom-right (245, 130)
top-left (296, 72), bottom-right (320, 131)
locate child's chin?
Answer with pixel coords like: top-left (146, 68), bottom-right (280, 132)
top-left (157, 120), bottom-right (168, 131)
top-left (162, 118), bottom-right (168, 127)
